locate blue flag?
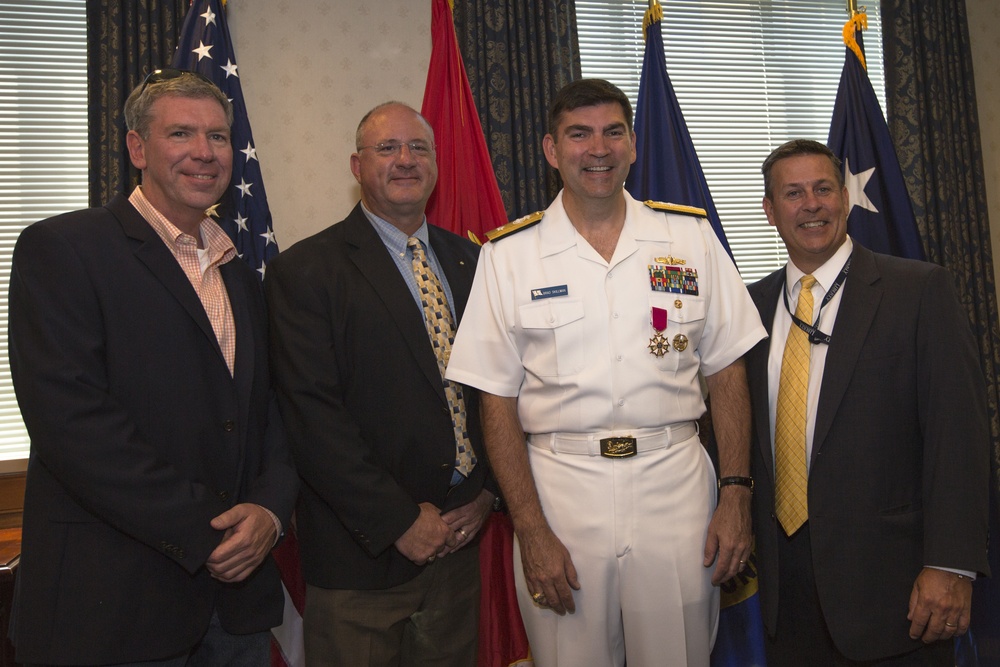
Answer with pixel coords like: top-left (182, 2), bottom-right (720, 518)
top-left (172, 0), bottom-right (278, 278)
top-left (625, 4), bottom-right (767, 665)
top-left (624, 3), bottom-right (733, 260)
top-left (713, 551), bottom-right (768, 667)
top-left (827, 15), bottom-right (923, 260)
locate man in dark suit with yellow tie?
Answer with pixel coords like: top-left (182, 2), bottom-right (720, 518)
top-left (265, 101), bottom-right (496, 667)
top-left (745, 139), bottom-right (990, 665)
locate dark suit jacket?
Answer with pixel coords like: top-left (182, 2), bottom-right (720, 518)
top-left (7, 194), bottom-right (298, 665)
top-left (266, 203), bottom-right (492, 590)
top-left (746, 243), bottom-right (990, 661)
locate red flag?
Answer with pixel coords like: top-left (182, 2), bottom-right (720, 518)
top-left (420, 0), bottom-right (508, 240)
top-left (421, 2), bottom-right (529, 665)
top-left (477, 513), bottom-right (533, 667)
top-left (270, 531), bottom-right (306, 667)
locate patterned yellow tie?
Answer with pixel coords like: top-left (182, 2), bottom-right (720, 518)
top-left (408, 237), bottom-right (476, 477)
top-left (774, 274), bottom-right (816, 535)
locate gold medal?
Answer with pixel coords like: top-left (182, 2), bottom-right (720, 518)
top-left (649, 332), bottom-right (669, 357)
top-left (672, 334), bottom-right (689, 352)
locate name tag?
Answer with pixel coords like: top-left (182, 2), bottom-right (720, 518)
top-left (530, 285), bottom-right (569, 300)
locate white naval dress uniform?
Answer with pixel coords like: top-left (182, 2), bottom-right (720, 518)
top-left (446, 191), bottom-right (766, 667)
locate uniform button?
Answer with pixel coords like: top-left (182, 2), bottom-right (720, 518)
top-left (223, 420), bottom-right (235, 432)
top-left (617, 399), bottom-right (625, 406)
top-left (217, 490), bottom-right (230, 500)
top-left (440, 463), bottom-right (451, 470)
top-left (616, 354), bottom-right (623, 361)
top-left (613, 312), bottom-right (619, 319)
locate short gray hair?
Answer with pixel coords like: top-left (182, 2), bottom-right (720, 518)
top-left (124, 71), bottom-right (233, 139)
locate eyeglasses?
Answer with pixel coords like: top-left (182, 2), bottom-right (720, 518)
top-left (139, 68), bottom-right (215, 94)
top-left (357, 141), bottom-right (435, 158)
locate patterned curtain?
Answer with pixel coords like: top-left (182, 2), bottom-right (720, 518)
top-left (88, 0), bottom-right (189, 206)
top-left (881, 0), bottom-right (1000, 501)
top-left (452, 0), bottom-right (581, 220)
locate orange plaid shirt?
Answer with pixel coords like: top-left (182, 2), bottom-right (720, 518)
top-left (130, 188), bottom-right (237, 376)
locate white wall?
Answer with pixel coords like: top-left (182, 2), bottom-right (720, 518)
top-left (228, 0), bottom-right (431, 248)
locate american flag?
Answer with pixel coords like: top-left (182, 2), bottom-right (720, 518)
top-left (172, 3), bottom-right (303, 666)
top-left (172, 0), bottom-right (278, 279)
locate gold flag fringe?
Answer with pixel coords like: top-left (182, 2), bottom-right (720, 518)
top-left (642, 2), bottom-right (663, 42)
top-left (842, 13), bottom-right (868, 71)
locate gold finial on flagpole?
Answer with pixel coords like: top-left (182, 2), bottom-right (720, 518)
top-left (643, 0), bottom-right (662, 40)
top-left (842, 2), bottom-right (868, 71)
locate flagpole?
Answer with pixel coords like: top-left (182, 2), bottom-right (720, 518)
top-left (847, 0), bottom-right (857, 16)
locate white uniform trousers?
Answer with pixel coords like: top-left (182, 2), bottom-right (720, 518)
top-left (514, 428), bottom-right (719, 667)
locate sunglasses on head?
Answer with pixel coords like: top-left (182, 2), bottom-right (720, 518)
top-left (139, 68), bottom-right (215, 94)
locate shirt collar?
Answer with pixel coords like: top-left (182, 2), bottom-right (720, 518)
top-left (785, 235), bottom-right (854, 293)
top-left (537, 190), bottom-right (666, 259)
top-left (361, 201), bottom-right (430, 253)
top-left (129, 187), bottom-right (236, 266)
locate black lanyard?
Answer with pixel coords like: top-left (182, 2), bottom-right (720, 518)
top-left (782, 256), bottom-right (851, 346)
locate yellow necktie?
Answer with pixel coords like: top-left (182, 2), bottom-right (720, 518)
top-left (408, 237), bottom-right (476, 477)
top-left (774, 274), bottom-right (816, 535)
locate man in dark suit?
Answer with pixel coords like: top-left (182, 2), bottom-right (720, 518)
top-left (7, 70), bottom-right (298, 666)
top-left (746, 139), bottom-right (989, 665)
top-left (266, 101), bottom-right (496, 667)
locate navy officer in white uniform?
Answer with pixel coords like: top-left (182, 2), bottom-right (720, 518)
top-left (446, 78), bottom-right (766, 667)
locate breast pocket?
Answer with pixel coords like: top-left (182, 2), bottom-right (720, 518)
top-left (518, 298), bottom-right (586, 377)
top-left (650, 294), bottom-right (706, 371)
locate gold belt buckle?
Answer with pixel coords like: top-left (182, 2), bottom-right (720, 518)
top-left (600, 436), bottom-right (637, 458)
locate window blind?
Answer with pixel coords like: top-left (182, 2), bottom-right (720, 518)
top-left (576, 0), bottom-right (886, 282)
top-left (0, 0), bottom-right (88, 462)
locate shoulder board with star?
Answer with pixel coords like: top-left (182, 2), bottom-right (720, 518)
top-left (485, 211), bottom-right (544, 242)
top-left (644, 200), bottom-right (708, 219)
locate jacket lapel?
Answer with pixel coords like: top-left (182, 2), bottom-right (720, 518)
top-left (342, 206), bottom-right (448, 404)
top-left (109, 195), bottom-right (229, 369)
top-left (221, 260), bottom-right (255, 485)
top-left (749, 268), bottom-right (785, 483)
top-left (811, 245), bottom-right (881, 463)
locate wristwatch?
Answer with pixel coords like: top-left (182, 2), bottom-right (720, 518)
top-left (718, 476), bottom-right (754, 493)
